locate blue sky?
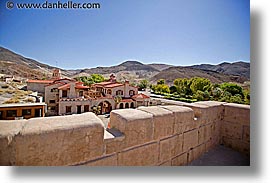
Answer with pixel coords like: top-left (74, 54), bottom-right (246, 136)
top-left (0, 0), bottom-right (250, 69)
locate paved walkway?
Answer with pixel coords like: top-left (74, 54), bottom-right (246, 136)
top-left (189, 145), bottom-right (250, 166)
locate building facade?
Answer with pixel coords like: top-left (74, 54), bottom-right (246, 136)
top-left (57, 74), bottom-right (150, 115)
top-left (0, 103), bottom-right (47, 120)
top-left (27, 70), bottom-right (151, 116)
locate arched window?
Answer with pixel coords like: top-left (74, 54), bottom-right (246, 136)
top-left (130, 102), bottom-right (134, 108)
top-left (129, 90), bottom-right (135, 96)
top-left (107, 89), bottom-right (112, 95)
top-left (119, 103), bottom-right (124, 109)
top-left (125, 103), bottom-right (129, 108)
top-left (116, 90), bottom-right (123, 96)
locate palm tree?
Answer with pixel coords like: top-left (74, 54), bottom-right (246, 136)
top-left (114, 95), bottom-right (122, 109)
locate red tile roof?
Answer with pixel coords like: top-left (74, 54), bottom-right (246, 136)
top-left (27, 80), bottom-right (53, 84)
top-left (93, 81), bottom-right (113, 86)
top-left (131, 93), bottom-right (150, 99)
top-left (121, 99), bottom-right (134, 103)
top-left (58, 83), bottom-right (89, 90)
top-left (58, 83), bottom-right (70, 90)
top-left (75, 85), bottom-right (89, 89)
top-left (45, 81), bottom-right (66, 87)
top-left (104, 83), bottom-right (124, 88)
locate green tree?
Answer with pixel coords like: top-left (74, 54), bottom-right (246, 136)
top-left (190, 77), bottom-right (212, 94)
top-left (91, 74), bottom-right (105, 83)
top-left (169, 85), bottom-right (177, 94)
top-left (138, 79), bottom-right (149, 90)
top-left (220, 83), bottom-right (244, 97)
top-left (173, 78), bottom-right (192, 95)
top-left (193, 90), bottom-right (204, 101)
top-left (157, 79), bottom-right (165, 85)
top-left (154, 84), bottom-right (170, 94)
top-left (75, 74), bottom-right (105, 86)
top-left (230, 94), bottom-right (243, 104)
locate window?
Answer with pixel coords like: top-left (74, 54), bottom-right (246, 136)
top-left (66, 106), bottom-right (71, 113)
top-left (35, 108), bottom-right (42, 117)
top-left (7, 110), bottom-right (17, 117)
top-left (0, 111), bottom-right (3, 120)
top-left (62, 90), bottom-right (67, 97)
top-left (116, 90), bottom-right (123, 96)
top-left (48, 106), bottom-right (56, 111)
top-left (51, 88), bottom-right (58, 92)
top-left (49, 100), bottom-right (55, 104)
top-left (107, 89), bottom-right (112, 95)
top-left (84, 105), bottom-right (89, 112)
top-left (22, 109), bottom-right (31, 116)
top-left (79, 91), bottom-right (84, 97)
top-left (129, 90), bottom-right (135, 96)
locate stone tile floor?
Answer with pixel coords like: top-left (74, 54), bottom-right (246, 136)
top-left (189, 145), bottom-right (250, 166)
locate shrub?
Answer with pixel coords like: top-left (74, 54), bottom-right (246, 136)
top-left (3, 98), bottom-right (20, 104)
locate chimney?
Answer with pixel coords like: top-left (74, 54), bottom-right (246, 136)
top-left (110, 74), bottom-right (116, 83)
top-left (124, 80), bottom-right (129, 97)
top-left (69, 82), bottom-right (76, 98)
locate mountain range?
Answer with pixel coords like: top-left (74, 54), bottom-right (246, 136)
top-left (0, 46), bottom-right (250, 85)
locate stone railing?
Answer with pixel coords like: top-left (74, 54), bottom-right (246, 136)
top-left (0, 101), bottom-right (250, 166)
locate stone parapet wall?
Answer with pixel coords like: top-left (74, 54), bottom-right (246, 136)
top-left (221, 103), bottom-right (250, 156)
top-left (0, 102), bottom-right (250, 166)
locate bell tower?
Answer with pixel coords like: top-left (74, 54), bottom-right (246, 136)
top-left (52, 68), bottom-right (61, 80)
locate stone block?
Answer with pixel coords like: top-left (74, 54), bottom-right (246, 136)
top-left (80, 154), bottom-right (117, 166)
top-left (198, 124), bottom-right (211, 145)
top-left (118, 142), bottom-right (159, 166)
top-left (187, 144), bottom-right (206, 163)
top-left (223, 103), bottom-right (250, 125)
top-left (160, 106), bottom-right (197, 134)
top-left (183, 102), bottom-right (225, 126)
top-left (242, 125), bottom-right (250, 143)
top-left (211, 121), bottom-right (221, 138)
top-left (171, 153), bottom-right (188, 166)
top-left (195, 101), bottom-right (225, 122)
top-left (110, 109), bottom-right (153, 148)
top-left (159, 134), bottom-right (183, 162)
top-left (222, 137), bottom-right (250, 157)
top-left (221, 121), bottom-right (243, 140)
top-left (13, 113), bottom-right (105, 166)
top-left (183, 129), bottom-right (199, 152)
top-left (104, 136), bottom-right (125, 155)
top-left (159, 160), bottom-right (172, 166)
top-left (0, 121), bottom-right (26, 165)
top-left (138, 106), bottom-right (174, 140)
top-left (198, 125), bottom-right (206, 145)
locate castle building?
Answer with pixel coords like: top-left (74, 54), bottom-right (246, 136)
top-left (57, 74), bottom-right (150, 115)
top-left (27, 70), bottom-right (151, 116)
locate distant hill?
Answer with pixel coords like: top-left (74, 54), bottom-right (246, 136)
top-left (150, 66), bottom-right (248, 85)
top-left (189, 61), bottom-right (250, 78)
top-left (148, 63), bottom-right (173, 71)
top-left (0, 47), bottom-right (71, 79)
top-left (0, 46), bottom-right (250, 85)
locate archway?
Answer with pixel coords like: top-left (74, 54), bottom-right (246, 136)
top-left (98, 101), bottom-right (112, 114)
top-left (130, 102), bottom-right (134, 108)
top-left (125, 103), bottom-right (129, 108)
top-left (119, 103), bottom-right (124, 109)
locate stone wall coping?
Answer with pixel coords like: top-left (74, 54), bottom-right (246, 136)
top-left (160, 105), bottom-right (194, 113)
top-left (111, 109), bottom-right (153, 122)
top-left (0, 112), bottom-right (104, 136)
top-left (0, 121), bottom-right (27, 137)
top-left (137, 106), bottom-right (173, 116)
top-left (223, 103), bottom-right (250, 109)
top-left (195, 101), bottom-right (227, 107)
